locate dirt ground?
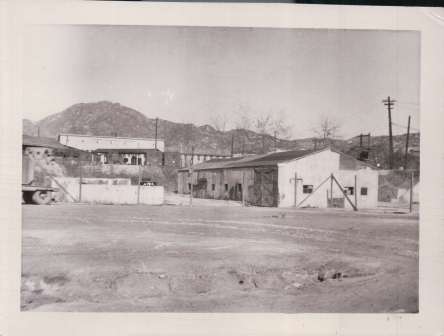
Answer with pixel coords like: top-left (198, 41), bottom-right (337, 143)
top-left (21, 202), bottom-right (418, 313)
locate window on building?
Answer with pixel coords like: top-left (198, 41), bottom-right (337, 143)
top-left (345, 187), bottom-right (354, 195)
top-left (225, 184), bottom-right (228, 192)
top-left (188, 183), bottom-right (191, 191)
top-left (212, 184), bottom-right (215, 191)
top-left (359, 150), bottom-right (369, 161)
top-left (237, 183), bottom-right (242, 194)
top-left (303, 185), bottom-right (313, 194)
top-left (360, 187), bottom-right (368, 196)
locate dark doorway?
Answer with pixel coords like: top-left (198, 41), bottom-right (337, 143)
top-left (249, 167), bottom-right (278, 207)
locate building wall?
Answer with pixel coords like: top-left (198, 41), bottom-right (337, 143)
top-left (334, 168), bottom-right (378, 209)
top-left (278, 149), bottom-right (378, 209)
top-left (179, 153), bottom-right (229, 168)
top-left (177, 168), bottom-right (254, 201)
top-left (178, 148), bottom-right (379, 209)
top-left (51, 177), bottom-right (163, 204)
top-left (59, 134), bottom-right (165, 152)
top-left (278, 150), bottom-right (340, 208)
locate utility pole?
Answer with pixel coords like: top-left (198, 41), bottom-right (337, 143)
top-left (404, 115), bottom-right (411, 169)
top-left (154, 117), bottom-right (158, 150)
top-left (189, 145), bottom-right (194, 206)
top-left (409, 171), bottom-right (414, 213)
top-left (382, 96), bottom-right (396, 169)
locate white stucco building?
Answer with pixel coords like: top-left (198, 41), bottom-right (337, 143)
top-left (58, 134), bottom-right (165, 152)
top-left (58, 133), bottom-right (165, 165)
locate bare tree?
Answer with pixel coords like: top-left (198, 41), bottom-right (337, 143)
top-left (269, 115), bottom-right (292, 140)
top-left (210, 114), bottom-right (228, 132)
top-left (254, 115), bottom-right (272, 135)
top-left (312, 116), bottom-right (341, 140)
top-left (233, 108), bottom-right (293, 153)
top-left (234, 104), bottom-right (253, 131)
top-left (253, 113), bottom-right (293, 152)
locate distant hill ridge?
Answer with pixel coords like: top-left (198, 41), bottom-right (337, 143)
top-left (23, 101), bottom-right (420, 169)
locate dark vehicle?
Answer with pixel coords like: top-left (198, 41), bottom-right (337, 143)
top-left (139, 179), bottom-right (158, 186)
top-left (22, 155), bottom-right (57, 204)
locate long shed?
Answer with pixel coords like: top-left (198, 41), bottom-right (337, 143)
top-left (177, 147), bottom-right (379, 209)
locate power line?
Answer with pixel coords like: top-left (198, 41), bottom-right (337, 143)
top-left (391, 122), bottom-right (420, 132)
top-left (397, 101), bottom-right (420, 106)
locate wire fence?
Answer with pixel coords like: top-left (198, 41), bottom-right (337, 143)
top-left (378, 169), bottom-right (419, 210)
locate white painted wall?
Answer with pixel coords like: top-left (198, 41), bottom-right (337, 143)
top-left (334, 168), bottom-right (378, 209)
top-left (59, 134), bottom-right (165, 152)
top-left (278, 149), bottom-right (340, 208)
top-left (277, 149), bottom-right (379, 209)
top-left (51, 177), bottom-right (164, 204)
top-left (81, 185), bottom-right (164, 205)
top-left (139, 186), bottom-right (165, 204)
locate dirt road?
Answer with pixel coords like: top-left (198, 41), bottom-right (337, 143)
top-left (21, 204), bottom-right (418, 312)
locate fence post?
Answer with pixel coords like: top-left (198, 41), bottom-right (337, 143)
top-left (294, 173), bottom-right (298, 207)
top-left (78, 159), bottom-right (82, 202)
top-left (354, 175), bottom-right (358, 209)
top-left (189, 168), bottom-right (193, 206)
top-left (409, 171), bottom-right (413, 213)
top-left (137, 164), bottom-right (141, 204)
top-left (242, 170), bottom-right (246, 206)
top-left (331, 174), bottom-right (357, 211)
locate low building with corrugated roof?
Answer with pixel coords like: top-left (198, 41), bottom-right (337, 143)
top-left (177, 147), bottom-right (378, 209)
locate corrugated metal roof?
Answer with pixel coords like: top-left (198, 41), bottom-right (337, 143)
top-left (178, 156), bottom-right (244, 171)
top-left (179, 147), bottom-right (377, 172)
top-left (226, 149), bottom-right (321, 168)
top-left (181, 148), bottom-right (328, 171)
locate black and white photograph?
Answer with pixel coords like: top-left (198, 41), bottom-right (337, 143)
top-left (3, 3), bottom-right (444, 335)
top-left (18, 23), bottom-right (422, 313)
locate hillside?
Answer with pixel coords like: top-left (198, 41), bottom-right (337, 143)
top-left (24, 101), bottom-right (419, 169)
top-left (23, 119), bottom-right (38, 136)
top-left (26, 101), bottom-right (312, 155)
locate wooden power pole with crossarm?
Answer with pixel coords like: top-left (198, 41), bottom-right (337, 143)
top-left (382, 96), bottom-right (396, 169)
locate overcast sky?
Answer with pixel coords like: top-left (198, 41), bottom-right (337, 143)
top-left (23, 25), bottom-right (420, 138)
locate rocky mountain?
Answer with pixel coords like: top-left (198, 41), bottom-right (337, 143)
top-left (23, 101), bottom-right (420, 169)
top-left (26, 101), bottom-right (310, 155)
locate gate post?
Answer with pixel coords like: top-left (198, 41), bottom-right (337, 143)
top-left (331, 174), bottom-right (358, 211)
top-left (294, 173), bottom-right (298, 207)
top-left (354, 175), bottom-right (358, 209)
